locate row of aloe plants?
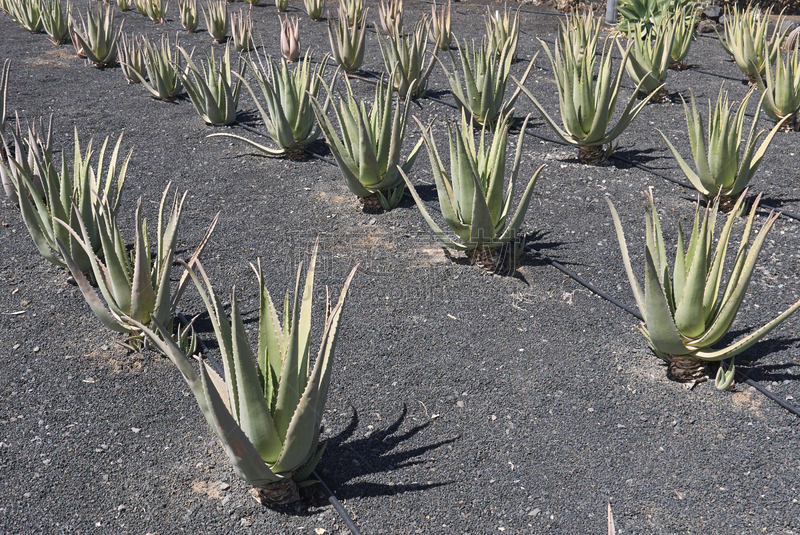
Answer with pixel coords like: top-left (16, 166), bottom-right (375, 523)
top-left (3, 0), bottom-right (800, 386)
top-left (0, 79), bottom-right (356, 508)
top-left (2, 0), bottom-right (800, 515)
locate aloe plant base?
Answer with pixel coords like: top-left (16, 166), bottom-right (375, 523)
top-left (249, 480), bottom-right (301, 505)
top-left (577, 144), bottom-right (611, 165)
top-left (638, 87), bottom-right (670, 104)
top-left (665, 353), bottom-right (709, 383)
top-left (668, 59), bottom-right (689, 71)
top-left (468, 240), bottom-right (523, 275)
top-left (358, 193), bottom-right (384, 213)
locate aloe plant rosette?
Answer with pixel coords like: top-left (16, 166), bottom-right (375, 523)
top-left (178, 43), bottom-right (244, 126)
top-left (442, 37), bottom-right (536, 127)
top-left (657, 88), bottom-right (787, 209)
top-left (618, 16), bottom-right (676, 103)
top-left (754, 45), bottom-right (800, 130)
top-left (134, 245), bottom-right (358, 505)
top-left (516, 38), bottom-right (656, 164)
top-left (717, 4), bottom-right (788, 85)
top-left (311, 73), bottom-right (423, 211)
top-left (13, 129), bottom-right (129, 274)
top-left (209, 52), bottom-right (328, 157)
top-left (607, 189), bottom-right (800, 389)
top-left (401, 110), bottom-right (543, 271)
top-left (56, 184), bottom-right (217, 349)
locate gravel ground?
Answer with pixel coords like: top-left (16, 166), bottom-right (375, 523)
top-left (1, 2), bottom-right (799, 534)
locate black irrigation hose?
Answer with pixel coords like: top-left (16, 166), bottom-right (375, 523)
top-left (312, 471), bottom-right (364, 535)
top-left (173, 310), bottom-right (364, 533)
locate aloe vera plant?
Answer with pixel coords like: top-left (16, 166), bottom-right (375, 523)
top-left (133, 0), bottom-right (148, 16)
top-left (275, 0), bottom-right (287, 13)
top-left (608, 189), bottom-right (800, 388)
top-left (327, 6), bottom-right (367, 73)
top-left (280, 15), bottom-right (300, 62)
top-left (1, 114), bottom-right (51, 204)
top-left (516, 38), bottom-right (656, 164)
top-left (178, 43), bottom-right (244, 126)
top-left (179, 0), bottom-right (198, 32)
top-left (484, 5), bottom-right (518, 61)
top-left (669, 5), bottom-right (696, 69)
top-left (12, 0), bottom-right (43, 33)
top-left (657, 88), bottom-right (786, 208)
top-left (377, 19), bottom-right (437, 100)
top-left (131, 34), bottom-right (185, 101)
top-left (401, 110), bottom-right (543, 271)
top-left (618, 16), bottom-right (676, 102)
top-left (41, 0), bottom-right (70, 44)
top-left (69, 4), bottom-right (120, 67)
top-left (442, 37), bottom-right (535, 127)
top-left (117, 0), bottom-right (132, 12)
top-left (311, 73), bottom-right (423, 211)
top-left (11, 128), bottom-right (130, 275)
top-left (145, 0), bottom-right (168, 23)
top-left (378, 0), bottom-right (402, 37)
top-left (203, 0), bottom-right (229, 43)
top-left (340, 0), bottom-right (363, 26)
top-left (754, 45), bottom-right (800, 130)
top-left (118, 32), bottom-right (146, 84)
top-left (0, 59), bottom-right (9, 135)
top-left (133, 243), bottom-right (357, 504)
top-left (428, 0), bottom-right (450, 51)
top-left (616, 0), bottom-right (692, 37)
top-left (57, 183), bottom-right (218, 349)
top-left (303, 0), bottom-right (324, 21)
top-left (717, 4), bottom-right (788, 84)
top-left (558, 9), bottom-right (600, 69)
top-left (209, 52), bottom-right (328, 157)
top-left (231, 9), bottom-right (253, 52)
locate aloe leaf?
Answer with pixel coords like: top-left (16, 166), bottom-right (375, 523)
top-left (643, 249), bottom-right (689, 355)
top-left (672, 206), bottom-right (708, 338)
top-left (606, 198), bottom-right (645, 314)
top-left (272, 265), bottom-right (357, 474)
top-left (56, 238), bottom-right (129, 333)
top-left (136, 317), bottom-right (281, 486)
top-left (229, 289), bottom-right (283, 463)
top-left (273, 264), bottom-right (304, 442)
top-left (496, 164), bottom-right (542, 244)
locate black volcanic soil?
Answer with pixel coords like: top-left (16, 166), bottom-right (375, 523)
top-left (1, 2), bottom-right (799, 534)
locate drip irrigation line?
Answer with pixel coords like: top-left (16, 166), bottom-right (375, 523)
top-left (735, 369), bottom-right (800, 416)
top-left (312, 471), bottom-right (364, 535)
top-left (522, 242), bottom-right (644, 319)
top-left (691, 68), bottom-right (746, 82)
top-left (172, 310), bottom-right (364, 529)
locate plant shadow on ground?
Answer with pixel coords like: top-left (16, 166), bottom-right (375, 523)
top-left (607, 145), bottom-right (662, 167)
top-left (267, 404), bottom-right (457, 515)
top-left (724, 331), bottom-right (800, 383)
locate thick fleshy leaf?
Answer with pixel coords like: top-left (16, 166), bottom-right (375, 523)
top-left (134, 317), bottom-right (281, 486)
top-left (229, 289), bottom-right (283, 463)
top-left (272, 265), bottom-right (357, 474)
top-left (643, 249), bottom-right (689, 356)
